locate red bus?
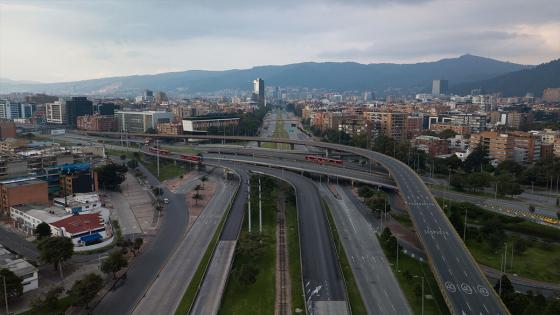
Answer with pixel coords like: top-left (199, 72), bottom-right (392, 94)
top-left (180, 154), bottom-right (201, 162)
top-left (148, 147), bottom-right (170, 155)
top-left (305, 155), bottom-right (343, 167)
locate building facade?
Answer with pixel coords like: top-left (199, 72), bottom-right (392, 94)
top-left (115, 111), bottom-right (174, 133)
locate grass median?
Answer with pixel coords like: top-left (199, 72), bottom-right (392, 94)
top-left (218, 176), bottom-right (277, 314)
top-left (282, 183), bottom-right (305, 313)
top-left (379, 230), bottom-right (450, 315)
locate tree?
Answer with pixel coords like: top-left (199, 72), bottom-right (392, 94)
top-left (34, 222), bottom-right (52, 239)
top-left (544, 300), bottom-right (560, 315)
top-left (494, 274), bottom-right (514, 297)
top-left (133, 151), bottom-right (141, 160)
top-left (192, 192), bottom-right (203, 205)
top-left (439, 129), bottom-right (457, 139)
top-left (465, 172), bottom-right (492, 192)
top-left (450, 174), bottom-right (465, 191)
top-left (152, 187), bottom-right (163, 197)
top-left (37, 236), bottom-right (74, 271)
top-left (495, 160), bottom-right (524, 177)
top-left (463, 145), bottom-right (490, 172)
top-left (0, 268), bottom-right (23, 302)
top-left (95, 163), bottom-right (128, 191)
top-left (200, 175), bottom-right (208, 189)
top-left (528, 204), bottom-right (535, 213)
top-left (132, 238), bottom-right (144, 256)
top-left (101, 251), bottom-right (128, 279)
top-left (127, 159), bottom-right (138, 169)
top-left (358, 186), bottom-right (374, 199)
top-left (449, 210), bottom-right (465, 237)
top-left (31, 286), bottom-right (64, 311)
top-left (497, 174), bottom-right (524, 196)
top-left (366, 193), bottom-right (386, 213)
top-left (120, 154), bottom-right (126, 162)
top-left (68, 273), bottom-right (103, 308)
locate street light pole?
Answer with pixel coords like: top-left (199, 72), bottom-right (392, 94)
top-left (248, 177), bottom-right (252, 233)
top-left (258, 177), bottom-right (262, 233)
top-left (421, 276), bottom-right (425, 315)
top-left (3, 275), bottom-right (9, 315)
top-left (156, 139), bottom-right (160, 178)
top-left (463, 209), bottom-right (468, 241)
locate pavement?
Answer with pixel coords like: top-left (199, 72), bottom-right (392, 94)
top-left (320, 183), bottom-right (413, 315)
top-left (132, 178), bottom-right (236, 315)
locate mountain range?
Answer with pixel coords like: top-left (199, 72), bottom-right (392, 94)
top-left (2, 54), bottom-right (555, 97)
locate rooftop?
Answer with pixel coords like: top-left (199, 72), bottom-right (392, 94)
top-left (51, 213), bottom-right (104, 234)
top-left (0, 245), bottom-right (37, 278)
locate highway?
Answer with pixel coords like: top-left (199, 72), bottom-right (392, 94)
top-left (79, 131), bottom-right (509, 315)
top-left (93, 163), bottom-right (188, 315)
top-left (320, 183), bottom-right (413, 315)
top-left (132, 176), bottom-right (237, 315)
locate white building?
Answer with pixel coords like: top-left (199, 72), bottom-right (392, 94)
top-left (0, 245), bottom-right (38, 292)
top-left (115, 110), bottom-right (174, 133)
top-left (53, 193), bottom-right (102, 214)
top-left (46, 101), bottom-right (66, 124)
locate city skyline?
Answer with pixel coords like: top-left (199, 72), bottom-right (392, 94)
top-left (1, 0), bottom-right (559, 83)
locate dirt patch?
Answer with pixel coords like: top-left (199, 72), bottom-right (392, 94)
top-left (164, 171), bottom-right (197, 192)
top-left (185, 176), bottom-right (218, 230)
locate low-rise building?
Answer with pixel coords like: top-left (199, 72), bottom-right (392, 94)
top-left (0, 178), bottom-right (49, 215)
top-left (414, 135), bottom-right (449, 157)
top-left (115, 110), bottom-right (173, 133)
top-left (77, 115), bottom-right (117, 132)
top-left (0, 119), bottom-right (16, 139)
top-left (182, 116), bottom-right (240, 132)
top-left (51, 212), bottom-right (112, 246)
top-left (0, 244), bottom-right (38, 292)
top-left (157, 122), bottom-right (183, 135)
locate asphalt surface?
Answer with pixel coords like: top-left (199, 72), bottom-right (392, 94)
top-left (93, 163), bottom-right (188, 315)
top-left (79, 131), bottom-right (510, 314)
top-left (132, 178), bottom-right (236, 315)
top-left (246, 164), bottom-right (349, 315)
top-left (320, 183), bottom-right (413, 315)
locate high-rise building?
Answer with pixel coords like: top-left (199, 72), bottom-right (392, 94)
top-left (0, 100), bottom-right (20, 119)
top-left (252, 78), bottom-right (265, 106)
top-left (65, 97), bottom-right (93, 127)
top-left (432, 79), bottom-right (449, 96)
top-left (46, 101), bottom-right (66, 124)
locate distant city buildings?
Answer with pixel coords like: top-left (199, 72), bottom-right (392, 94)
top-left (182, 116), bottom-right (240, 132)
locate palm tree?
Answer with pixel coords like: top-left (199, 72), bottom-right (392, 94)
top-left (200, 175), bottom-right (208, 189)
top-left (192, 192), bottom-right (203, 205)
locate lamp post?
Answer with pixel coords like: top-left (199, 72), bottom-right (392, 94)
top-left (3, 275), bottom-right (9, 315)
top-left (413, 275), bottom-right (425, 315)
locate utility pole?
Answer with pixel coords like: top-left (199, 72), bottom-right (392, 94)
top-left (248, 177), bottom-right (252, 233)
top-left (156, 139), bottom-right (160, 178)
top-left (3, 275), bottom-right (9, 315)
top-left (258, 177), bottom-right (262, 233)
top-left (463, 208), bottom-right (468, 241)
top-left (396, 241), bottom-right (399, 272)
top-left (421, 276), bottom-right (425, 315)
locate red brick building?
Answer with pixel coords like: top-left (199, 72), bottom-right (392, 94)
top-left (77, 115), bottom-right (117, 132)
top-left (414, 135), bottom-right (449, 157)
top-left (0, 119), bottom-right (16, 139)
top-left (0, 179), bottom-right (49, 215)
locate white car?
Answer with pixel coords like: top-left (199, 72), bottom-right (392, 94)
top-left (163, 198), bottom-right (169, 204)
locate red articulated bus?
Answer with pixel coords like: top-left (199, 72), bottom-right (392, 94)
top-left (148, 147), bottom-right (170, 155)
top-left (180, 154), bottom-right (202, 162)
top-left (305, 155), bottom-right (343, 167)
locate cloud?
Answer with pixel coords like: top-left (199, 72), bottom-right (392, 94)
top-left (0, 0), bottom-right (559, 82)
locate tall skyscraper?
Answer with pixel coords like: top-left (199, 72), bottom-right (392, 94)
top-left (432, 79), bottom-right (449, 96)
top-left (65, 97), bottom-right (93, 127)
top-left (253, 78), bottom-right (265, 107)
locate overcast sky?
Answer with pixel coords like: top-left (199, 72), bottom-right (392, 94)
top-left (1, 0), bottom-right (559, 83)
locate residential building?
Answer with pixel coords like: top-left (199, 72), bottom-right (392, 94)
top-left (363, 111), bottom-right (407, 141)
top-left (0, 119), bottom-right (16, 139)
top-left (506, 112), bottom-right (533, 130)
top-left (0, 178), bottom-right (49, 214)
top-left (0, 245), bottom-right (38, 292)
top-left (157, 122), bottom-right (183, 135)
top-left (77, 115), bottom-right (117, 131)
top-left (414, 135), bottom-right (449, 156)
top-left (115, 110), bottom-right (173, 133)
top-left (543, 88), bottom-right (560, 102)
